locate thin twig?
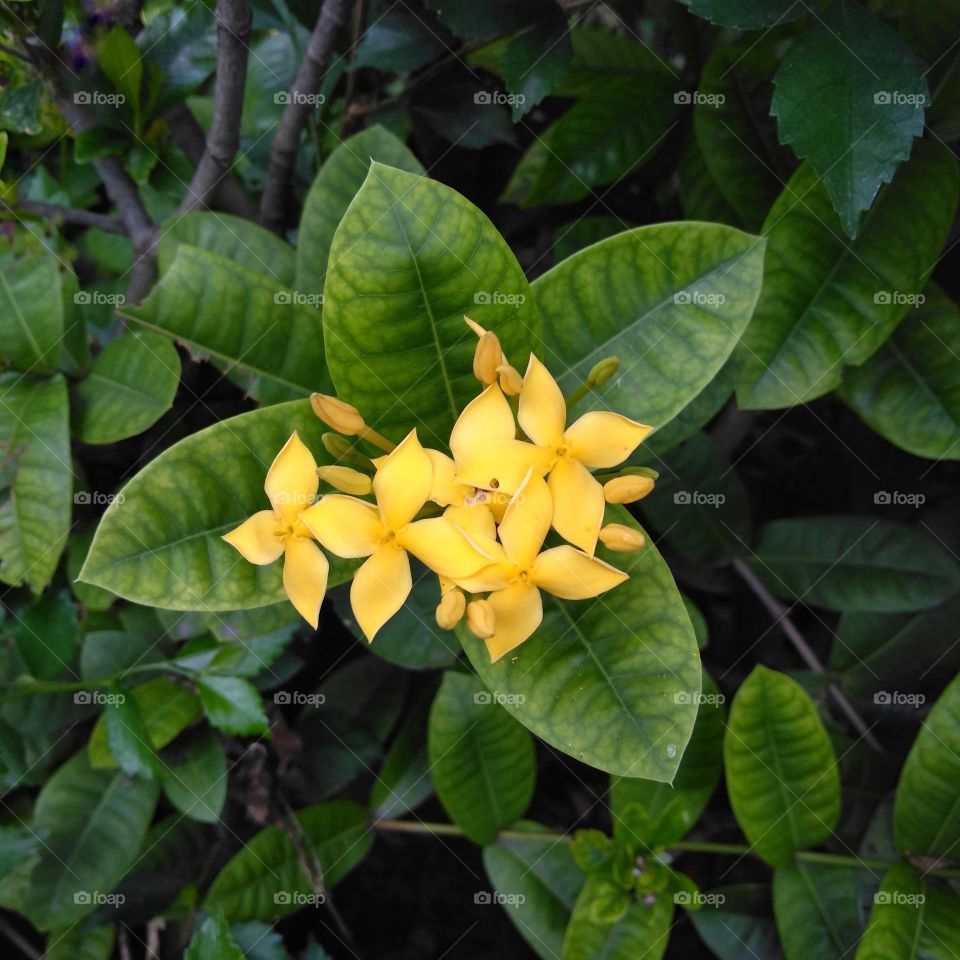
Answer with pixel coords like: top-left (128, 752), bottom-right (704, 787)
top-left (259, 0), bottom-right (350, 233)
top-left (177, 0), bottom-right (252, 215)
top-left (732, 556), bottom-right (883, 752)
top-left (0, 199), bottom-right (125, 234)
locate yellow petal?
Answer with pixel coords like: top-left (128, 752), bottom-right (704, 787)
top-left (449, 383), bottom-right (515, 466)
top-left (351, 544), bottom-right (412, 642)
top-left (532, 545), bottom-right (627, 599)
top-left (426, 449), bottom-right (468, 507)
top-left (564, 411), bottom-right (654, 469)
top-left (265, 432), bottom-right (319, 521)
top-left (223, 511), bottom-right (284, 565)
top-left (549, 457), bottom-right (604, 554)
top-left (498, 469), bottom-right (552, 569)
top-left (373, 429), bottom-right (434, 531)
top-left (300, 495), bottom-right (382, 558)
top-left (398, 516), bottom-right (494, 579)
top-left (518, 354), bottom-right (566, 447)
top-left (282, 537), bottom-right (329, 628)
top-left (455, 561), bottom-right (515, 594)
top-left (455, 437), bottom-right (545, 495)
top-left (485, 583), bottom-right (543, 661)
top-left (444, 502), bottom-right (496, 542)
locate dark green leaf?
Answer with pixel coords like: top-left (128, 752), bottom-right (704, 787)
top-left (352, 9), bottom-right (448, 73)
top-left (197, 676), bottom-right (268, 736)
top-left (163, 727), bottom-right (227, 823)
top-left (690, 884), bottom-right (779, 960)
top-left (688, 0), bottom-right (808, 28)
top-left (14, 589), bottom-right (78, 679)
top-left (104, 689), bottom-right (161, 778)
top-left (185, 907), bottom-right (244, 960)
top-left (370, 696), bottom-right (433, 820)
top-left (500, 18), bottom-right (573, 120)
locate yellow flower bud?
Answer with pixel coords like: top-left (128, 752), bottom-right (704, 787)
top-left (466, 599), bottom-right (496, 640)
top-left (604, 474), bottom-right (655, 504)
top-left (463, 315), bottom-right (487, 338)
top-left (436, 588), bottom-right (466, 630)
top-left (497, 363), bottom-right (523, 396)
top-left (599, 523), bottom-right (645, 552)
top-left (587, 356), bottom-right (620, 388)
top-left (310, 394), bottom-right (366, 436)
top-left (316, 465), bottom-right (372, 495)
top-left (473, 331), bottom-right (502, 385)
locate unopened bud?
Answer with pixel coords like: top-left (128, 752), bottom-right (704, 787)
top-left (436, 588), bottom-right (466, 630)
top-left (466, 599), bottom-right (496, 640)
top-left (604, 475), bottom-right (655, 504)
top-left (473, 331), bottom-right (502, 385)
top-left (321, 432), bottom-right (354, 460)
top-left (316, 465), bottom-right (372, 495)
top-left (599, 523), bottom-right (645, 552)
top-left (587, 356), bottom-right (620, 388)
top-left (311, 394), bottom-right (365, 435)
top-left (497, 363), bottom-right (523, 396)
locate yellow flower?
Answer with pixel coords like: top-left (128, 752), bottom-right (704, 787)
top-left (222, 432), bottom-right (329, 628)
top-left (458, 470), bottom-right (628, 661)
top-left (301, 430), bottom-right (492, 642)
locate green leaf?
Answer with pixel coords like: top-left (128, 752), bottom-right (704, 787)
top-left (562, 875), bottom-right (672, 960)
top-left (610, 669), bottom-right (725, 848)
top-left (893, 673), bottom-right (960, 858)
top-left (422, 0), bottom-right (554, 40)
top-left (204, 802), bottom-right (372, 921)
top-left (688, 0), bottom-right (807, 27)
top-left (78, 400), bottom-right (355, 610)
top-left (483, 822), bottom-right (584, 960)
top-left (80, 629), bottom-right (161, 678)
top-left (14, 589), bottom-right (78, 679)
top-left (750, 516), bottom-right (960, 613)
top-left (553, 216), bottom-right (629, 262)
top-left (196, 675), bottom-right (268, 736)
top-left (185, 907), bottom-right (244, 960)
top-left (22, 751), bottom-right (159, 931)
top-left (689, 885), bottom-right (780, 960)
top-left (104, 688), bottom-right (161, 778)
top-left (369, 696), bottom-right (432, 820)
top-left (427, 671), bottom-right (535, 844)
top-left (840, 284), bottom-right (960, 461)
top-left (773, 863), bottom-right (866, 960)
top-left (533, 222), bottom-right (765, 430)
top-left (0, 249), bottom-right (65, 372)
top-left (45, 924), bottom-right (116, 960)
top-left (296, 126), bottom-right (423, 296)
top-left (500, 18), bottom-right (572, 120)
top-left (459, 508), bottom-right (701, 781)
top-left (124, 245), bottom-right (331, 404)
top-left (323, 162), bottom-right (540, 448)
top-left (854, 863), bottom-right (960, 959)
top-left (0, 373), bottom-right (72, 593)
top-left (73, 331), bottom-right (180, 444)
top-left (158, 212), bottom-right (296, 287)
top-left (770, 0), bottom-right (928, 237)
top-left (96, 27), bottom-right (143, 122)
top-left (351, 9), bottom-right (448, 73)
top-left (735, 143), bottom-right (959, 409)
top-left (724, 666), bottom-right (840, 867)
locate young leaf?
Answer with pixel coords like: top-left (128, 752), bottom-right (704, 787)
top-left (724, 666), bottom-right (840, 867)
top-left (104, 689), bottom-right (162, 778)
top-left (96, 27), bottom-right (143, 125)
top-left (427, 671), bottom-right (535, 844)
top-left (196, 676), bottom-right (269, 737)
top-left (185, 907), bottom-right (244, 960)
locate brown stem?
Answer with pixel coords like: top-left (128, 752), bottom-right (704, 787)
top-left (1, 199), bottom-right (125, 234)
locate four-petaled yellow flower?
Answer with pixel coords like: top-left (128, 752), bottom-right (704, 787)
top-left (223, 432), bottom-right (329, 628)
top-left (458, 469), bottom-right (628, 661)
top-left (301, 430), bottom-right (491, 642)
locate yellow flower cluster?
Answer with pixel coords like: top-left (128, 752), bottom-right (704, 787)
top-left (224, 320), bottom-right (656, 661)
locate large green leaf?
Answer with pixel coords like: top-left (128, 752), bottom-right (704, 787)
top-left (482, 822), bottom-right (584, 960)
top-left (735, 143), bottom-right (959, 409)
top-left (203, 802), bottom-right (372, 921)
top-left (893, 673), bottom-right (960, 858)
top-left (427, 671), bottom-right (535, 844)
top-left (773, 863), bottom-right (866, 960)
top-left (124, 245), bottom-right (331, 404)
top-left (840, 284), bottom-right (960, 461)
top-left (322, 162), bottom-right (540, 449)
top-left (73, 331), bottom-right (180, 444)
top-left (724, 666), bottom-right (840, 867)
top-left (854, 864), bottom-right (960, 960)
top-left (533, 222), bottom-right (765, 430)
top-left (770, 0), bottom-right (928, 237)
top-left (459, 509), bottom-right (701, 781)
top-left (0, 249), bottom-right (64, 373)
top-left (78, 400), bottom-right (355, 610)
top-left (22, 752), bottom-right (159, 930)
top-left (750, 517), bottom-right (960, 613)
top-left (296, 126), bottom-right (424, 295)
top-left (0, 373), bottom-right (72, 593)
